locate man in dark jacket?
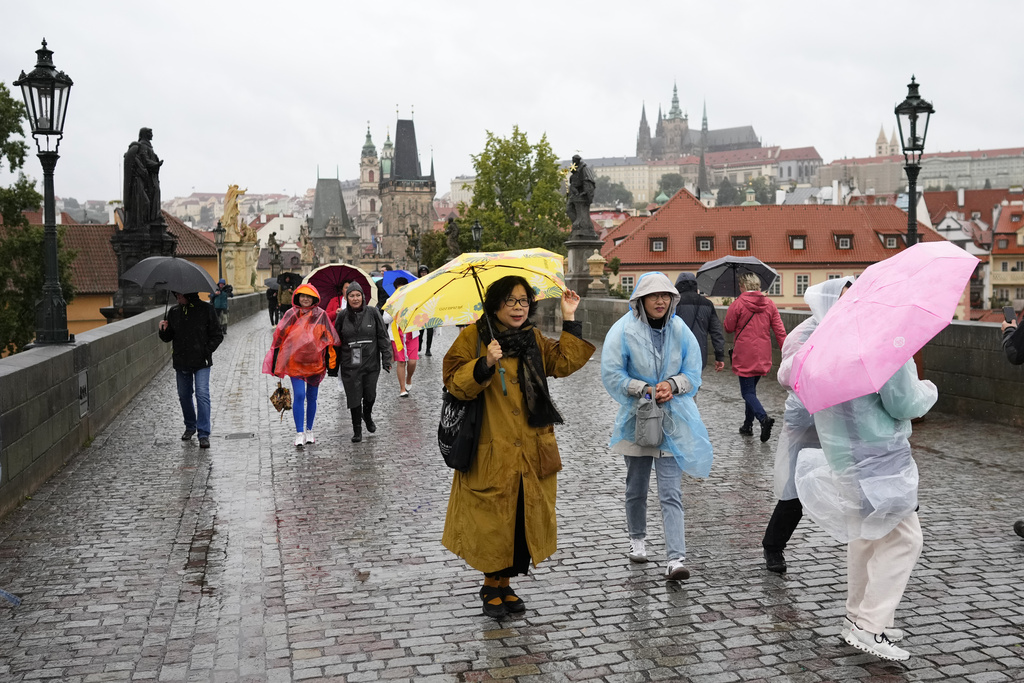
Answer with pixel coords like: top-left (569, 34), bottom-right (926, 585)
top-left (1001, 314), bottom-right (1024, 538)
top-left (674, 273), bottom-right (726, 374)
top-left (158, 292), bottom-right (224, 448)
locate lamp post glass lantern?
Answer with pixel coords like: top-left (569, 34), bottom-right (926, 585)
top-left (15, 38), bottom-right (74, 344)
top-left (471, 220), bottom-right (483, 250)
top-left (895, 76), bottom-right (934, 247)
top-left (213, 220), bottom-right (226, 280)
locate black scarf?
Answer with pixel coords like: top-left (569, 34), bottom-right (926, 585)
top-left (478, 317), bottom-right (563, 428)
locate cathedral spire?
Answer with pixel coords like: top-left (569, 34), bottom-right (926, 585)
top-left (668, 81), bottom-right (684, 120)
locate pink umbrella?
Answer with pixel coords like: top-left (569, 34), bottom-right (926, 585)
top-left (791, 241), bottom-right (979, 414)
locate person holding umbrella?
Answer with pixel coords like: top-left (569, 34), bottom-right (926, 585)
top-left (724, 273), bottom-right (787, 442)
top-left (388, 276), bottom-right (419, 397)
top-left (442, 276), bottom-right (595, 618)
top-left (158, 291), bottom-right (223, 449)
top-left (262, 283), bottom-right (340, 447)
top-left (674, 272), bottom-right (726, 377)
top-left (761, 277), bottom-right (853, 574)
top-left (334, 282), bottom-right (392, 443)
top-left (601, 272), bottom-right (713, 581)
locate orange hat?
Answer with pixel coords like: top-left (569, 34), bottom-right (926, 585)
top-left (292, 283), bottom-right (321, 306)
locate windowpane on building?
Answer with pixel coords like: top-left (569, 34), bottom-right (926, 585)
top-left (796, 274), bottom-right (810, 296)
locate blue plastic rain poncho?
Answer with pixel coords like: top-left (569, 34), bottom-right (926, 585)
top-left (773, 277), bottom-right (853, 500)
top-left (794, 295), bottom-right (938, 542)
top-left (601, 272), bottom-right (714, 478)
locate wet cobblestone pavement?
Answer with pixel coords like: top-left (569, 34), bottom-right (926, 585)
top-left (1, 312), bottom-right (1022, 682)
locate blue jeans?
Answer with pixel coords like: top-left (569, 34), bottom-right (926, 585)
top-left (175, 367), bottom-right (211, 438)
top-left (290, 376), bottom-right (319, 432)
top-left (624, 455), bottom-right (686, 561)
top-left (738, 375), bottom-right (766, 426)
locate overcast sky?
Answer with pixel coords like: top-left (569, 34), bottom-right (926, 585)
top-left (2, 1), bottom-right (1021, 204)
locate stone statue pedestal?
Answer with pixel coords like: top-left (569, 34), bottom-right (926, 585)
top-left (564, 235), bottom-right (604, 298)
top-left (101, 218), bottom-right (177, 323)
top-left (223, 241), bottom-right (257, 294)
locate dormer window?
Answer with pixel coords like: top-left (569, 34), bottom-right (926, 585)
top-left (697, 237), bottom-right (713, 251)
top-left (837, 237), bottom-right (852, 249)
top-left (733, 236), bottom-right (750, 251)
top-left (998, 239), bottom-right (1009, 249)
top-left (1012, 214), bottom-right (1021, 223)
top-left (790, 236), bottom-right (806, 250)
top-left (885, 236), bottom-right (898, 248)
top-left (651, 238), bottom-right (666, 252)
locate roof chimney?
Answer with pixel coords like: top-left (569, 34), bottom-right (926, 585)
top-left (957, 187), bottom-right (965, 207)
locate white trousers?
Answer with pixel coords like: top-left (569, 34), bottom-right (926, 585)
top-left (846, 512), bottom-right (923, 634)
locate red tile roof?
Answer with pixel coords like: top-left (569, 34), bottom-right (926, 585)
top-left (601, 216), bottom-right (645, 256)
top-left (777, 147), bottom-right (822, 162)
top-left (62, 224), bottom-right (118, 294)
top-left (706, 146), bottom-right (780, 166)
top-left (824, 147), bottom-right (1024, 167)
top-left (606, 189), bottom-right (941, 269)
top-left (18, 210), bottom-right (79, 225)
top-left (164, 212), bottom-right (218, 257)
top-left (924, 189), bottom-right (1014, 225)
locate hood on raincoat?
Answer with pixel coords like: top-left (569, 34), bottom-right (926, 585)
top-left (629, 272), bottom-right (680, 325)
top-left (674, 272), bottom-right (699, 293)
top-left (292, 283), bottom-right (321, 307)
top-left (804, 276), bottom-right (854, 323)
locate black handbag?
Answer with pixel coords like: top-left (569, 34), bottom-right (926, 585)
top-left (438, 388), bottom-right (483, 472)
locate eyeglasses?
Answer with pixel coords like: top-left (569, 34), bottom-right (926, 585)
top-left (503, 297), bottom-right (530, 309)
top-left (648, 293), bottom-right (672, 302)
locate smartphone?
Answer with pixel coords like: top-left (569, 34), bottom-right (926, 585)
top-left (1004, 306), bottom-right (1017, 324)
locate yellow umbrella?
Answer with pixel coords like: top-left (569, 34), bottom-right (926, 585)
top-left (383, 248), bottom-right (567, 394)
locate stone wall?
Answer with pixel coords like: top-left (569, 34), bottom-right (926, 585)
top-left (538, 297), bottom-right (1022, 425)
top-left (0, 293), bottom-right (264, 520)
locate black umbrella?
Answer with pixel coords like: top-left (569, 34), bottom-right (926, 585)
top-left (264, 277), bottom-right (279, 290)
top-left (696, 255), bottom-right (778, 297)
top-left (121, 256), bottom-right (217, 294)
top-left (277, 272), bottom-right (302, 290)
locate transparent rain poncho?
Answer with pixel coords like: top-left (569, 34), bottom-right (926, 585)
top-left (602, 273), bottom-right (714, 479)
top-left (795, 356), bottom-right (937, 543)
top-left (773, 278), bottom-right (852, 500)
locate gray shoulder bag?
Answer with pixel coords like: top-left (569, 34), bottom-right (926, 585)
top-left (635, 389), bottom-right (664, 448)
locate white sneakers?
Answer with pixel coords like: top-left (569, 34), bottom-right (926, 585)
top-left (665, 558), bottom-right (690, 581)
top-left (399, 391), bottom-right (409, 398)
top-left (840, 616), bottom-right (904, 643)
top-left (305, 429), bottom-right (315, 444)
top-left (628, 538), bottom-right (648, 563)
top-left (294, 433), bottom-right (304, 447)
top-left (843, 622), bottom-right (910, 661)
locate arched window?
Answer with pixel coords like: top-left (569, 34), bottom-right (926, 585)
top-left (370, 199), bottom-right (376, 212)
top-left (368, 170), bottom-right (374, 182)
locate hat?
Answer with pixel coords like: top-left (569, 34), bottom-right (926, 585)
top-left (218, 278), bottom-right (226, 285)
top-left (346, 281), bottom-right (364, 296)
top-left (674, 272), bottom-right (698, 292)
top-left (418, 264), bottom-right (429, 274)
top-left (292, 283), bottom-right (321, 306)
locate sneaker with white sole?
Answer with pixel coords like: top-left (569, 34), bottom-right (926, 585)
top-left (294, 433), bottom-right (304, 447)
top-left (665, 558), bottom-right (690, 581)
top-left (843, 623), bottom-right (910, 661)
top-left (405, 383), bottom-right (412, 391)
top-left (840, 616), bottom-right (904, 643)
top-left (305, 429), bottom-right (315, 444)
top-left (628, 538), bottom-right (648, 563)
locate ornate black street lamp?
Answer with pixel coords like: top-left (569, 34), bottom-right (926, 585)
top-left (213, 220), bottom-right (226, 279)
top-left (471, 220), bottom-right (483, 251)
top-left (15, 39), bottom-right (73, 344)
top-left (895, 76), bottom-right (934, 247)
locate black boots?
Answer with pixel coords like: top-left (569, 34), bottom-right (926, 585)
top-left (363, 401), bottom-right (376, 433)
top-left (351, 407), bottom-right (362, 443)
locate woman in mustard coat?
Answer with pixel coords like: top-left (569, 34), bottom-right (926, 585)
top-left (442, 276), bottom-right (595, 618)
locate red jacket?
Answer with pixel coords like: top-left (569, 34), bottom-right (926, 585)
top-left (724, 291), bottom-right (787, 377)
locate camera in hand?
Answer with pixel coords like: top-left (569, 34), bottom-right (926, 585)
top-left (1004, 306), bottom-right (1017, 324)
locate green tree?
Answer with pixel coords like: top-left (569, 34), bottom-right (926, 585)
top-left (0, 81), bottom-right (76, 354)
top-left (658, 173), bottom-right (685, 197)
top-left (716, 177), bottom-right (739, 206)
top-left (594, 175), bottom-right (633, 207)
top-left (456, 126), bottom-right (570, 254)
top-left (419, 229), bottom-right (450, 270)
top-left (744, 175), bottom-right (778, 205)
